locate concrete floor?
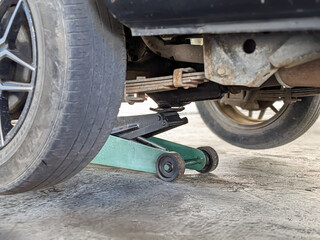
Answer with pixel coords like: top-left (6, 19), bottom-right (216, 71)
top-left (1, 102), bottom-right (320, 240)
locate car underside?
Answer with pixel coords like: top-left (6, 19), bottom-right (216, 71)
top-left (0, 0), bottom-right (320, 194)
top-left (112, 0), bottom-right (320, 148)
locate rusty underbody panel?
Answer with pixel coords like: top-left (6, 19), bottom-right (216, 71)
top-left (203, 33), bottom-right (320, 87)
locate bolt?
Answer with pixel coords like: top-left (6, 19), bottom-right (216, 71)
top-left (217, 67), bottom-right (226, 76)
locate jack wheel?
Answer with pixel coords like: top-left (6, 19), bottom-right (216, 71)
top-left (197, 147), bottom-right (219, 174)
top-left (156, 152), bottom-right (185, 182)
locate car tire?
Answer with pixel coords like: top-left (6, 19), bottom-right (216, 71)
top-left (196, 96), bottom-right (320, 149)
top-left (0, 0), bottom-right (126, 194)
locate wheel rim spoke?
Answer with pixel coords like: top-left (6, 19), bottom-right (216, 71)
top-left (0, 0), bottom-right (23, 45)
top-left (0, 48), bottom-right (35, 71)
top-left (258, 109), bottom-right (266, 120)
top-left (270, 105), bottom-right (279, 114)
top-left (0, 81), bottom-right (33, 92)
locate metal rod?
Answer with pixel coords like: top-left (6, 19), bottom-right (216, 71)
top-left (136, 137), bottom-right (167, 151)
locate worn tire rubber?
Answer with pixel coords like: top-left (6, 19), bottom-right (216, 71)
top-left (0, 0), bottom-right (126, 194)
top-left (196, 96), bottom-right (320, 149)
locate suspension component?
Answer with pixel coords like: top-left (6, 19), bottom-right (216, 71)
top-left (125, 68), bottom-right (207, 104)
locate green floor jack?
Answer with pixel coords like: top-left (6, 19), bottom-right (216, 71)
top-left (91, 108), bottom-right (219, 181)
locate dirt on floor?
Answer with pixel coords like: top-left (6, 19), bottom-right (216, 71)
top-left (0, 102), bottom-right (320, 240)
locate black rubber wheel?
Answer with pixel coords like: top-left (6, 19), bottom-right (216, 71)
top-left (197, 147), bottom-right (219, 174)
top-left (196, 96), bottom-right (320, 149)
top-left (0, 0), bottom-right (126, 194)
top-left (156, 152), bottom-right (185, 182)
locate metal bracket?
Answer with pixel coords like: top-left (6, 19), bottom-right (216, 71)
top-left (112, 109), bottom-right (188, 140)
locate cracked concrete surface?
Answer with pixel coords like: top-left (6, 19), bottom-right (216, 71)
top-left (0, 102), bottom-right (320, 240)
